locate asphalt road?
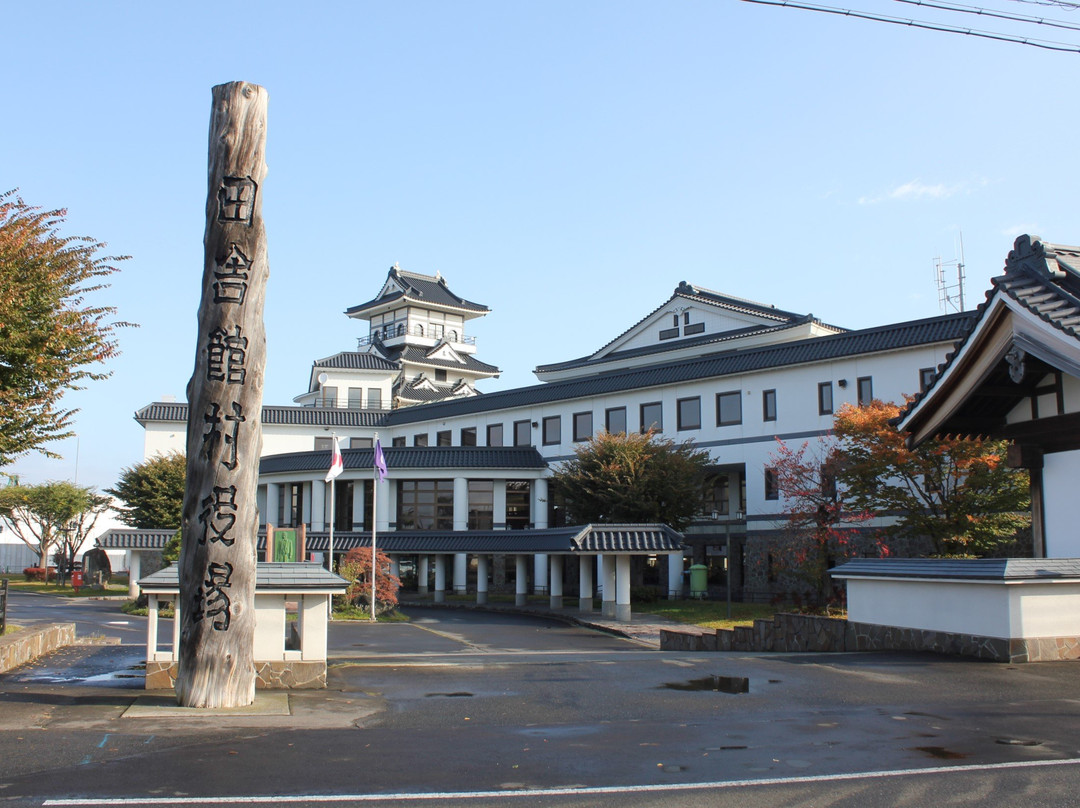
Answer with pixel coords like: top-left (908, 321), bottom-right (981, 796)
top-left (3, 599), bottom-right (1080, 807)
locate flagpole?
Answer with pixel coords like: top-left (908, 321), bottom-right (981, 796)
top-left (328, 431), bottom-right (336, 620)
top-left (371, 432), bottom-right (378, 623)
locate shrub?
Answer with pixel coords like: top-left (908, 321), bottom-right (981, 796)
top-left (23, 566), bottom-right (56, 582)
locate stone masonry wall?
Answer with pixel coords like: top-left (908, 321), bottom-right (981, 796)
top-left (660, 613), bottom-right (1080, 663)
top-left (0, 623), bottom-right (75, 673)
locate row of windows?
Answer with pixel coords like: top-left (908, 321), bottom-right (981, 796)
top-left (372, 323), bottom-right (462, 341)
top-left (315, 386), bottom-right (382, 409)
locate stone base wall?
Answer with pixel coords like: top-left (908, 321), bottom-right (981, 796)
top-left (0, 623), bottom-right (75, 673)
top-left (145, 659), bottom-right (327, 690)
top-left (660, 613), bottom-right (1080, 663)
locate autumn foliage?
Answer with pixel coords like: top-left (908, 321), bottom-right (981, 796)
top-left (338, 547), bottom-right (401, 614)
top-left (833, 400), bottom-right (1029, 557)
top-left (0, 191), bottom-right (130, 465)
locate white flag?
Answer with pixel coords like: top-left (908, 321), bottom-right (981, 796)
top-left (325, 438), bottom-right (343, 483)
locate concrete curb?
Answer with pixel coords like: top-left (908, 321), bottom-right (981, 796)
top-left (0, 622), bottom-right (76, 673)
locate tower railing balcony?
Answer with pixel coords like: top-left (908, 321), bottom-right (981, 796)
top-left (357, 332), bottom-right (477, 349)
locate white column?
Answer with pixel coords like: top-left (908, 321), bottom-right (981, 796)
top-left (389, 554), bottom-right (400, 578)
top-left (534, 554), bottom-right (549, 595)
top-left (615, 554), bottom-right (631, 622)
top-left (453, 477), bottom-right (469, 531)
top-left (146, 593), bottom-right (159, 660)
top-left (515, 554), bottom-right (528, 606)
top-left (532, 478), bottom-right (549, 529)
top-left (434, 555), bottom-right (447, 603)
top-left (601, 555), bottom-right (616, 618)
top-left (127, 550), bottom-right (142, 599)
top-left (578, 555), bottom-right (594, 612)
top-left (549, 555), bottom-right (563, 609)
top-left (300, 593), bottom-right (329, 661)
top-left (302, 482), bottom-right (313, 527)
top-left (493, 481), bottom-right (508, 530)
top-left (476, 555), bottom-right (489, 605)
top-left (667, 552), bottom-right (684, 600)
top-left (418, 555), bottom-right (429, 594)
top-left (352, 480), bottom-right (365, 531)
top-left (311, 479), bottom-right (326, 532)
top-left (265, 483), bottom-right (279, 529)
top-left (377, 478), bottom-right (392, 531)
top-left (171, 595), bottom-right (181, 658)
top-left (453, 553), bottom-right (468, 594)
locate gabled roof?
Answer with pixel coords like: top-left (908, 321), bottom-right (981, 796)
top-left (385, 344), bottom-right (500, 374)
top-left (97, 528), bottom-right (177, 549)
top-left (312, 352), bottom-right (399, 371)
top-left (259, 446), bottom-right (548, 475)
top-left (898, 236), bottom-right (1080, 442)
top-left (584, 281), bottom-right (828, 362)
top-left (345, 266), bottom-right (490, 318)
top-left (135, 402), bottom-right (389, 428)
top-left (139, 562), bottom-right (348, 593)
top-left (386, 311), bottom-right (975, 426)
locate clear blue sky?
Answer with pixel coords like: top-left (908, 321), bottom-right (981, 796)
top-left (4, 0), bottom-right (1076, 491)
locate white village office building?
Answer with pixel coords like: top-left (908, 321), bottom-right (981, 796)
top-left (125, 264), bottom-right (974, 603)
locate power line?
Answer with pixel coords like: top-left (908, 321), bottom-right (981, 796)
top-left (1004, 0), bottom-right (1080, 10)
top-left (893, 0), bottom-right (1080, 32)
top-left (740, 0), bottom-right (1080, 52)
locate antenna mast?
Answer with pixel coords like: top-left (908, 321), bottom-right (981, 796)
top-left (935, 231), bottom-right (967, 313)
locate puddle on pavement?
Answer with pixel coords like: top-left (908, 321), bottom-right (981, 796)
top-left (424, 692), bottom-right (473, 698)
top-left (911, 746), bottom-right (966, 760)
top-left (661, 675), bottom-right (749, 694)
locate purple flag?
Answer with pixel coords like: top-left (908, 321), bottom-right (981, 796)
top-left (374, 439), bottom-right (387, 482)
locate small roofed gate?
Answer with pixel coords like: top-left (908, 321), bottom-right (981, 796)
top-left (177, 82), bottom-right (269, 708)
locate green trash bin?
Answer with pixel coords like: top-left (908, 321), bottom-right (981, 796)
top-left (689, 564), bottom-right (708, 599)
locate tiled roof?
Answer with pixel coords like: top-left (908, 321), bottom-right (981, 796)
top-left (260, 446), bottom-right (548, 475)
top-left (396, 384), bottom-right (458, 403)
top-left (346, 268), bottom-right (489, 316)
top-left (536, 316), bottom-right (830, 375)
top-left (898, 236), bottom-right (1080, 427)
top-left (97, 528), bottom-right (177, 549)
top-left (314, 352), bottom-right (399, 371)
top-left (303, 524), bottom-right (683, 554)
top-left (389, 344), bottom-right (500, 374)
top-left (832, 557), bottom-right (1080, 581)
top-left (139, 561), bottom-right (349, 592)
top-left (387, 311), bottom-right (976, 426)
top-left (134, 403), bottom-right (390, 428)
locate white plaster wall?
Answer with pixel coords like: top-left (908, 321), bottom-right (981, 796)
top-left (847, 577), bottom-right (1080, 639)
top-left (1042, 449), bottom-right (1080, 558)
top-left (253, 593), bottom-right (286, 660)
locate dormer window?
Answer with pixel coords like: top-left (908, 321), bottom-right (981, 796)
top-left (435, 369), bottom-right (447, 382)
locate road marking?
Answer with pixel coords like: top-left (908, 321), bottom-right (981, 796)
top-left (42, 757), bottom-right (1080, 805)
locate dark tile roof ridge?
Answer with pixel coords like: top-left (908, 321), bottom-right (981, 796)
top-left (536, 316), bottom-right (846, 374)
top-left (399, 345), bottom-right (500, 373)
top-left (134, 401), bottom-right (391, 426)
top-left (675, 281), bottom-right (806, 322)
top-left (390, 309), bottom-right (974, 425)
top-left (312, 351), bottom-right (398, 369)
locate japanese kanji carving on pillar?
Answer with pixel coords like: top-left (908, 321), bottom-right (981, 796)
top-left (177, 82), bottom-right (268, 709)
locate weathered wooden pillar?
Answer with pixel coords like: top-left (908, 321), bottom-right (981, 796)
top-left (177, 81), bottom-right (269, 708)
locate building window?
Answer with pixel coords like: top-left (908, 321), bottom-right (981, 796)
top-left (821, 465), bottom-right (837, 501)
top-left (397, 480), bottom-right (454, 530)
top-left (506, 480), bottom-right (531, 530)
top-left (487, 423), bottom-right (504, 447)
top-left (436, 430), bottom-right (452, 447)
top-left (367, 388), bottom-right (382, 409)
top-left (314, 436), bottom-right (334, 451)
top-left (350, 437), bottom-right (373, 449)
top-left (542, 416), bottom-right (561, 445)
top-left (514, 420), bottom-right (532, 447)
top-left (461, 427), bottom-right (477, 446)
top-left (573, 411), bottom-right (593, 442)
top-left (392, 436), bottom-right (406, 447)
top-left (672, 314), bottom-right (679, 327)
top-left (765, 468), bottom-right (779, 501)
top-left (760, 389), bottom-right (777, 422)
top-left (413, 433), bottom-right (428, 447)
top-left (703, 473), bottom-right (730, 516)
top-left (467, 480), bottom-right (494, 530)
top-left (919, 367), bottom-right (936, 392)
top-left (818, 382), bottom-right (833, 415)
top-left (347, 387), bottom-right (363, 409)
top-left (320, 385), bottom-right (337, 408)
top-left (659, 327), bottom-right (679, 340)
top-left (640, 402), bottom-right (663, 433)
top-left (435, 368), bottom-right (447, 382)
top-left (683, 311), bottom-right (690, 325)
top-left (716, 391), bottom-right (742, 426)
top-left (857, 376), bottom-right (873, 406)
top-left (677, 397), bottom-right (701, 431)
top-left (606, 406), bottom-right (627, 435)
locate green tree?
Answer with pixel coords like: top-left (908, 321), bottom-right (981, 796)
top-left (0, 481), bottom-right (103, 569)
top-left (107, 452), bottom-right (186, 529)
top-left (550, 429), bottom-right (710, 530)
top-left (834, 400), bottom-right (1030, 557)
top-left (0, 190), bottom-right (130, 466)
